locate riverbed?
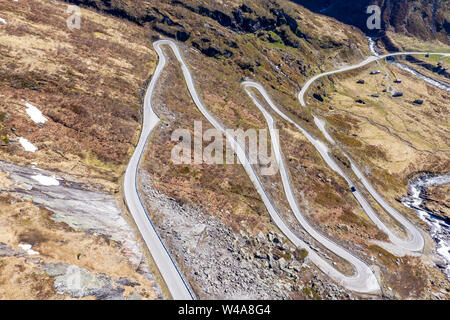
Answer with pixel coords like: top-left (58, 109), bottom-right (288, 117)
top-left (402, 174), bottom-right (450, 279)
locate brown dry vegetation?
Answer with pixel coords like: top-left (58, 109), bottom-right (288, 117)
top-left (0, 191), bottom-right (159, 300)
top-left (1, 0), bottom-right (448, 300)
top-left (304, 52), bottom-right (450, 297)
top-left (142, 47), bottom-right (271, 235)
top-left (0, 0), bottom-right (162, 299)
top-left (133, 0), bottom-right (378, 238)
top-left (132, 0), bottom-right (450, 297)
top-left (0, 0), bottom-right (155, 185)
top-left (318, 61), bottom-right (450, 199)
top-left (421, 184), bottom-right (450, 220)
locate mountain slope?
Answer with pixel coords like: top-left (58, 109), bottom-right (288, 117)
top-left (293, 0), bottom-right (449, 44)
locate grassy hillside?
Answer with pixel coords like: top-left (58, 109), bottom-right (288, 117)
top-left (0, 0), bottom-right (162, 300)
top-left (1, 0), bottom-right (448, 300)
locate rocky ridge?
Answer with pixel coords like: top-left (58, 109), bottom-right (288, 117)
top-left (0, 161), bottom-right (163, 299)
top-left (139, 170), bottom-right (354, 300)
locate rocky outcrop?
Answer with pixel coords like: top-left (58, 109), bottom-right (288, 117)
top-left (407, 174), bottom-right (450, 221)
top-left (192, 42), bottom-right (233, 58)
top-left (0, 242), bottom-right (144, 300)
top-left (0, 161), bottom-right (163, 299)
top-left (69, 0), bottom-right (313, 50)
top-left (295, 0), bottom-right (450, 43)
top-left (0, 243), bottom-right (27, 259)
top-left (43, 263), bottom-right (135, 300)
top-left (63, 0), bottom-right (156, 25)
top-left (0, 162), bottom-right (143, 265)
top-left (177, 3), bottom-right (309, 48)
top-left (139, 170), bottom-right (353, 300)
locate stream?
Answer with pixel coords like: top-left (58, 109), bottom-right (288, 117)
top-left (402, 174), bottom-right (450, 279)
top-left (367, 37), bottom-right (450, 92)
top-left (368, 37), bottom-right (450, 278)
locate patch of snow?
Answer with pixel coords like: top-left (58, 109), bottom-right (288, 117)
top-left (19, 137), bottom-right (38, 152)
top-left (31, 174), bottom-right (60, 186)
top-left (25, 102), bottom-right (47, 124)
top-left (0, 18), bottom-right (7, 25)
top-left (18, 243), bottom-right (40, 255)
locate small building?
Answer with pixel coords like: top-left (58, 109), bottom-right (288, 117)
top-left (392, 92), bottom-right (403, 97)
top-left (370, 70), bottom-right (380, 75)
top-left (313, 93), bottom-right (324, 102)
top-left (394, 79), bottom-right (402, 83)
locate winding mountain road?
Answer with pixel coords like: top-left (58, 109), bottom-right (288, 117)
top-left (243, 82), bottom-right (380, 294)
top-left (297, 50), bottom-right (450, 255)
top-left (125, 40), bottom-right (380, 295)
top-left (247, 77), bottom-right (425, 254)
top-left (298, 51), bottom-right (450, 106)
top-left (123, 40), bottom-right (194, 300)
top-left (123, 39), bottom-right (448, 298)
top-left (368, 38), bottom-right (450, 92)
